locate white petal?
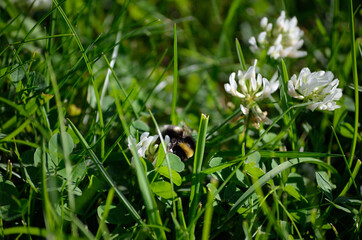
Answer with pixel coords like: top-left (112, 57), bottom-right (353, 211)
top-left (224, 83), bottom-right (231, 93)
top-left (258, 32), bottom-right (267, 44)
top-left (240, 104), bottom-right (249, 115)
top-left (266, 23), bottom-right (273, 32)
top-left (260, 17), bottom-right (268, 28)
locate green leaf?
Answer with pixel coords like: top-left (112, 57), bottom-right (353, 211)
top-left (161, 153), bottom-right (185, 172)
top-left (58, 159), bottom-right (86, 183)
top-left (0, 176), bottom-right (19, 205)
top-left (245, 151), bottom-right (261, 165)
top-left (29, 72), bottom-right (47, 91)
top-left (284, 185), bottom-right (302, 201)
top-left (34, 147), bottom-right (52, 172)
top-left (157, 166), bottom-right (182, 186)
top-left (151, 181), bottom-right (177, 199)
top-left (285, 173), bottom-right (307, 202)
top-left (316, 171), bottom-right (336, 200)
top-left (155, 140), bottom-right (166, 168)
top-left (208, 157), bottom-right (224, 167)
top-left (244, 162), bottom-right (264, 179)
top-left (10, 64), bottom-right (27, 84)
top-left (132, 120), bottom-right (150, 132)
top-left (339, 122), bottom-right (360, 140)
top-left (0, 176), bottom-right (27, 221)
top-left (235, 169), bottom-right (248, 188)
top-left (48, 132), bottom-right (75, 165)
top-left (97, 204), bottom-right (133, 225)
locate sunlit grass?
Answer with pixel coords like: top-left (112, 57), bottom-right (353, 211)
top-left (0, 0), bottom-right (361, 239)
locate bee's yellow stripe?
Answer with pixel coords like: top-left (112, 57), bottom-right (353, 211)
top-left (178, 142), bottom-right (194, 158)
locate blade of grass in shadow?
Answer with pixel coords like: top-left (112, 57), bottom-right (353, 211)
top-left (188, 114), bottom-right (209, 227)
top-left (149, 109), bottom-right (177, 216)
top-left (94, 29), bottom-right (123, 154)
top-left (111, 88), bottom-right (166, 239)
top-left (138, 49), bottom-right (171, 113)
top-left (279, 59), bottom-right (297, 150)
top-left (40, 139), bottom-right (60, 237)
top-left (101, 54), bottom-right (138, 118)
top-left (258, 150), bottom-right (343, 159)
top-left (202, 178), bottom-right (218, 240)
top-left (66, 119), bottom-right (143, 225)
top-left (216, 0), bottom-right (242, 58)
top-left (53, 0), bottom-right (105, 159)
top-left (235, 38), bottom-right (246, 71)
top-left (332, 126), bottom-right (361, 197)
top-left (228, 157), bottom-right (337, 218)
top-left (176, 197), bottom-right (187, 230)
top-left (207, 108), bottom-right (241, 139)
top-left (171, 24), bottom-right (178, 125)
top-left (347, 0), bottom-right (359, 169)
top-left (47, 48), bottom-right (77, 236)
top-left (2, 0), bottom-right (65, 71)
top-left (277, 199), bottom-right (303, 239)
top-left (95, 187), bottom-right (114, 240)
top-left (339, 159), bottom-right (361, 197)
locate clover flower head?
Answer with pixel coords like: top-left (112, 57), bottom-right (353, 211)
top-left (128, 132), bottom-right (158, 159)
top-left (287, 68), bottom-right (343, 111)
top-left (249, 11), bottom-right (307, 59)
top-left (224, 60), bottom-right (279, 127)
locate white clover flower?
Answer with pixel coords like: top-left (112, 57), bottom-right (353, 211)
top-left (249, 11), bottom-right (307, 59)
top-left (127, 132), bottom-right (158, 159)
top-left (287, 68), bottom-right (343, 111)
top-left (224, 60), bottom-right (279, 127)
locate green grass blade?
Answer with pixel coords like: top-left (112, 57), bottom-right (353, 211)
top-left (339, 159), bottom-right (361, 197)
top-left (53, 0), bottom-right (105, 158)
top-left (47, 51), bottom-right (77, 235)
top-left (66, 119), bottom-right (143, 225)
top-left (277, 199), bottom-right (303, 239)
top-left (216, 0), bottom-right (242, 58)
top-left (258, 150), bottom-right (343, 158)
top-left (202, 178), bottom-right (218, 240)
top-left (347, 0), bottom-right (359, 168)
top-left (111, 90), bottom-right (166, 239)
top-left (228, 158), bottom-right (338, 218)
top-left (3, 227), bottom-right (47, 238)
top-left (95, 187), bottom-right (114, 240)
top-left (171, 24), bottom-right (178, 125)
top-left (279, 59), bottom-right (297, 150)
top-left (235, 38), bottom-right (246, 71)
top-left (188, 114), bottom-right (209, 226)
top-left (331, 126), bottom-right (359, 196)
top-left (149, 109), bottom-right (177, 216)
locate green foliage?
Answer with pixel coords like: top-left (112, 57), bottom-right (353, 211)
top-left (0, 0), bottom-right (361, 239)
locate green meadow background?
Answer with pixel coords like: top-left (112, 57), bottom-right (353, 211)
top-left (0, 0), bottom-right (361, 239)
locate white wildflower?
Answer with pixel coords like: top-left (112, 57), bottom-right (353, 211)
top-left (287, 68), bottom-right (343, 111)
top-left (224, 60), bottom-right (279, 127)
top-left (127, 132), bottom-right (158, 159)
top-left (249, 11), bottom-right (307, 59)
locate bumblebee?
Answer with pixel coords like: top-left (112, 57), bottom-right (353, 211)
top-left (161, 125), bottom-right (196, 161)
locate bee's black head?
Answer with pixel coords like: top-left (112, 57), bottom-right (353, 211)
top-left (161, 125), bottom-right (196, 161)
